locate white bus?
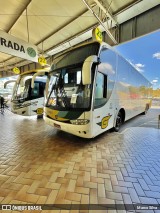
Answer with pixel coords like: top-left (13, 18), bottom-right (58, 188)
top-left (11, 69), bottom-right (49, 116)
top-left (44, 41), bottom-right (152, 138)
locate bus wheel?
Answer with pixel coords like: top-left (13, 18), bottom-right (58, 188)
top-left (37, 114), bottom-right (43, 119)
top-left (114, 112), bottom-right (122, 132)
top-left (141, 104), bottom-right (149, 115)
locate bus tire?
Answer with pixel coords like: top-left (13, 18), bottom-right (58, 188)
top-left (37, 114), bottom-right (43, 119)
top-left (141, 104), bottom-right (149, 115)
top-left (114, 111), bottom-right (122, 132)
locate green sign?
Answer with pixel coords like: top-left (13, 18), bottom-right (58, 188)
top-left (27, 47), bottom-right (36, 58)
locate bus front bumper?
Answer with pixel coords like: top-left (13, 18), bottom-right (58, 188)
top-left (44, 116), bottom-right (93, 138)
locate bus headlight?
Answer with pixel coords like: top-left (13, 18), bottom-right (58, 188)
top-left (70, 119), bottom-right (90, 125)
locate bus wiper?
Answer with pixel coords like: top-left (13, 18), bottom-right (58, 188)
top-left (59, 87), bottom-right (69, 108)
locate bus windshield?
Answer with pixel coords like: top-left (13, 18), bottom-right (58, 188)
top-left (12, 74), bottom-right (46, 102)
top-left (46, 42), bottom-right (100, 110)
top-left (46, 65), bottom-right (92, 110)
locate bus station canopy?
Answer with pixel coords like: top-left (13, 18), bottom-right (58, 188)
top-left (0, 0), bottom-right (159, 75)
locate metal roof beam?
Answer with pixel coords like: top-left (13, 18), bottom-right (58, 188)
top-left (113, 0), bottom-right (143, 15)
top-left (93, 0), bottom-right (118, 25)
top-left (82, 0), bottom-right (118, 44)
top-left (6, 0), bottom-right (32, 33)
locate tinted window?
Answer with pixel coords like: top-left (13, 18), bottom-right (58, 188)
top-left (94, 72), bottom-right (107, 108)
top-left (31, 82), bottom-right (45, 99)
top-left (98, 48), bottom-right (116, 100)
top-left (52, 42), bottom-right (100, 70)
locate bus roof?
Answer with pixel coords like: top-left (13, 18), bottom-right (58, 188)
top-left (19, 68), bottom-right (50, 76)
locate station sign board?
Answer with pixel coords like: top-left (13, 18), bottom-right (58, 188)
top-left (92, 27), bottom-right (103, 43)
top-left (0, 30), bottom-right (38, 62)
top-left (38, 56), bottom-right (47, 66)
top-left (13, 67), bottom-right (20, 74)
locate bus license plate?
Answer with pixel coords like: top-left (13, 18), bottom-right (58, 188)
top-left (54, 123), bottom-right (61, 129)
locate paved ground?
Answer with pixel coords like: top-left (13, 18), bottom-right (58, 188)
top-left (120, 107), bottom-right (160, 133)
top-left (0, 110), bottom-right (160, 213)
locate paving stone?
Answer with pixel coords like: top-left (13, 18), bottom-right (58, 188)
top-left (115, 200), bottom-right (126, 213)
top-left (90, 188), bottom-right (98, 204)
top-left (128, 188), bottom-right (140, 203)
top-left (110, 174), bottom-right (119, 185)
top-left (122, 194), bottom-right (134, 211)
top-left (132, 169), bottom-right (146, 175)
top-left (148, 185), bottom-right (160, 192)
top-left (116, 171), bottom-right (124, 181)
top-left (141, 174), bottom-right (154, 185)
top-left (153, 165), bottom-right (160, 173)
top-left (118, 181), bottom-right (133, 188)
top-left (144, 191), bottom-right (160, 199)
top-left (121, 168), bottom-right (129, 177)
top-left (139, 197), bottom-right (158, 204)
top-left (138, 179), bottom-right (150, 190)
top-left (155, 176), bottom-right (160, 181)
top-left (65, 192), bottom-right (81, 202)
top-left (133, 183), bottom-right (146, 197)
top-left (128, 172), bottom-right (142, 178)
top-left (124, 177), bottom-right (138, 183)
top-left (27, 180), bottom-right (41, 194)
top-left (98, 183), bottom-right (106, 198)
top-left (106, 191), bottom-right (123, 201)
top-left (75, 187), bottom-right (90, 195)
top-left (152, 181), bottom-right (160, 187)
top-left (84, 181), bottom-right (97, 189)
top-left (81, 194), bottom-right (89, 204)
top-left (149, 167), bottom-right (160, 176)
top-left (113, 186), bottom-right (128, 194)
top-left (104, 179), bottom-right (113, 191)
top-left (98, 197), bottom-right (115, 205)
top-left (125, 165), bottom-right (133, 173)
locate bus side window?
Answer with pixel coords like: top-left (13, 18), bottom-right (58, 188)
top-left (31, 82), bottom-right (40, 99)
top-left (98, 48), bottom-right (116, 101)
top-left (94, 72), bottom-right (107, 108)
top-left (39, 82), bottom-right (45, 97)
top-left (23, 79), bottom-right (31, 99)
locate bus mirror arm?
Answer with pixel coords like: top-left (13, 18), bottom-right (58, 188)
top-left (82, 55), bottom-right (99, 85)
top-left (31, 72), bottom-right (45, 88)
top-left (4, 80), bottom-right (16, 89)
top-left (31, 70), bottom-right (49, 88)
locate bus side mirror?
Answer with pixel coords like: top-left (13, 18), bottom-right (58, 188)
top-left (82, 55), bottom-right (99, 85)
top-left (31, 69), bottom-right (50, 88)
top-left (4, 80), bottom-right (16, 89)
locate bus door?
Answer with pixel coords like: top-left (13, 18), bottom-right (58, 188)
top-left (30, 71), bottom-right (48, 116)
top-left (30, 80), bottom-right (45, 115)
top-left (19, 78), bottom-right (32, 116)
top-left (92, 71), bottom-right (114, 137)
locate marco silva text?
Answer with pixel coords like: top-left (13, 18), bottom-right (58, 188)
top-left (136, 205), bottom-right (158, 210)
